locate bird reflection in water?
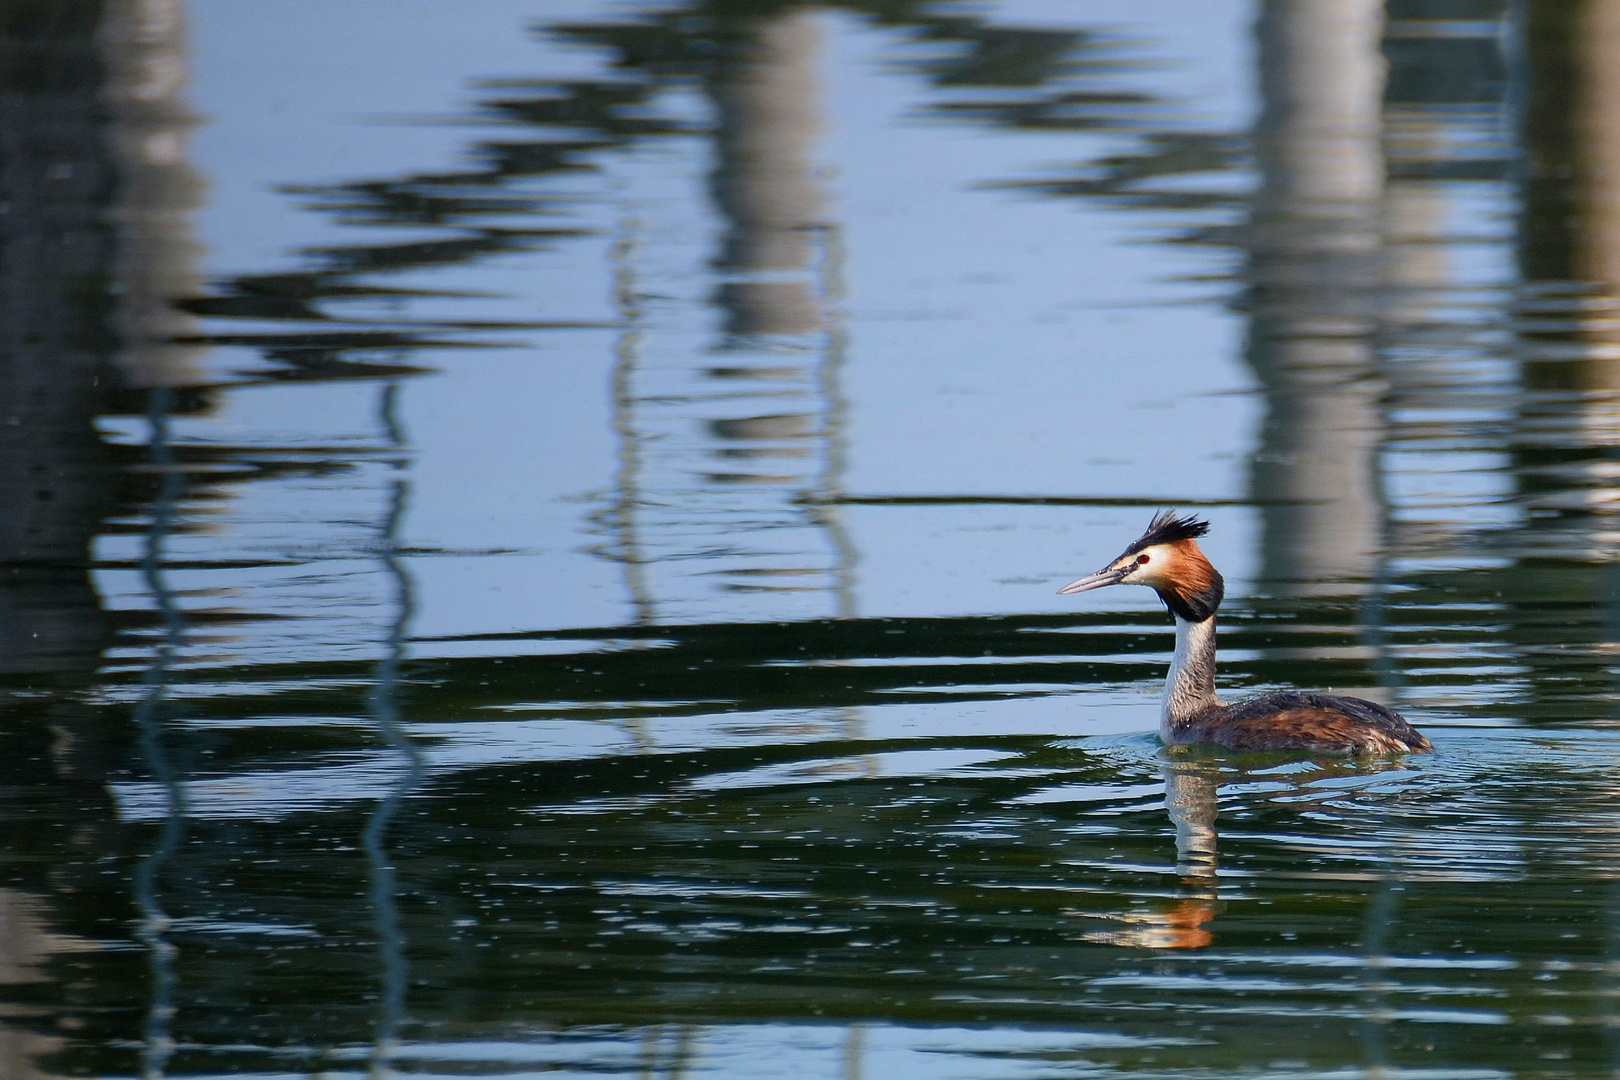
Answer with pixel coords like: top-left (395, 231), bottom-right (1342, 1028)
top-left (1081, 752), bottom-right (1409, 951)
top-left (1075, 757), bottom-right (1220, 951)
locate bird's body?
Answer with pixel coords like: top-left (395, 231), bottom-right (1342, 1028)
top-left (1060, 512), bottom-right (1431, 756)
top-left (1172, 690), bottom-right (1427, 755)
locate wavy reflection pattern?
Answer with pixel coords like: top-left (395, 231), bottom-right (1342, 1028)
top-left (6, 1), bottom-right (1620, 1078)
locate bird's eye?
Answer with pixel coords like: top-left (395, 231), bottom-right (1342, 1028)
top-left (1137, 554), bottom-right (1150, 565)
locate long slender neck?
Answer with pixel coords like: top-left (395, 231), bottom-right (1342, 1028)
top-left (1162, 615), bottom-right (1220, 736)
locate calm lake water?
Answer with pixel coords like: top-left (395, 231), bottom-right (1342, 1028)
top-left (8, 0), bottom-right (1620, 1076)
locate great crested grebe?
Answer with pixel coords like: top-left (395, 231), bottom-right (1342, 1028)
top-left (1060, 511), bottom-right (1431, 755)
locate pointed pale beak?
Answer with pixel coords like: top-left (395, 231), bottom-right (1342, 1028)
top-left (1058, 567), bottom-right (1126, 595)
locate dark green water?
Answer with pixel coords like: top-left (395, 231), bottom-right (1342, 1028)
top-left (7, 0), bottom-right (1620, 1076)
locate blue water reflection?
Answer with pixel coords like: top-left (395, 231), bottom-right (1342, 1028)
top-left (8, 0), bottom-right (1620, 1077)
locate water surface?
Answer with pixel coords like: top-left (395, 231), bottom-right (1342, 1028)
top-left (5, 0), bottom-right (1620, 1076)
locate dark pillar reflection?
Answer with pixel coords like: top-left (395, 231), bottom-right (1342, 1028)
top-left (362, 383), bottom-right (423, 1073)
top-left (0, 0), bottom-right (123, 675)
top-left (1483, 0), bottom-right (1620, 733)
top-left (1573, 2), bottom-right (1620, 298)
top-left (130, 388), bottom-right (184, 1080)
top-left (1244, 0), bottom-right (1390, 598)
top-left (0, 0), bottom-right (202, 674)
top-left (0, 3), bottom-right (204, 1074)
top-left (1516, 0), bottom-right (1620, 537)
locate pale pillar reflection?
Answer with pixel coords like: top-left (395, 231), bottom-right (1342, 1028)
top-left (0, 890), bottom-right (98, 1080)
top-left (609, 8), bottom-right (852, 625)
top-left (709, 9), bottom-right (824, 339)
top-left (1245, 0), bottom-right (1389, 596)
top-left (99, 0), bottom-right (207, 388)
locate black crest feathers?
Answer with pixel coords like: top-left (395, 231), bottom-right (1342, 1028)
top-left (1123, 510), bottom-right (1209, 557)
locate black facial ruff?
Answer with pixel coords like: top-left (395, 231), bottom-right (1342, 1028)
top-left (1123, 510), bottom-right (1210, 558)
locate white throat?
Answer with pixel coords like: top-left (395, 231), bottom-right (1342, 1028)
top-left (1161, 615), bottom-right (1221, 739)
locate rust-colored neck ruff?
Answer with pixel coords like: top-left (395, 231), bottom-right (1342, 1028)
top-left (1152, 540), bottom-right (1224, 624)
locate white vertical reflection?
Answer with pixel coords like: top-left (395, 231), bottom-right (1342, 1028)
top-left (98, 0), bottom-right (207, 389)
top-left (1246, 0), bottom-right (1389, 595)
top-left (606, 10), bottom-right (855, 625)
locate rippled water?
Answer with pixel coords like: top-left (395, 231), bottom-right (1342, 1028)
top-left (9, 0), bottom-right (1620, 1076)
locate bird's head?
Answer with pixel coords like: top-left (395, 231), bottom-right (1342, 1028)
top-left (1059, 511), bottom-right (1225, 622)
